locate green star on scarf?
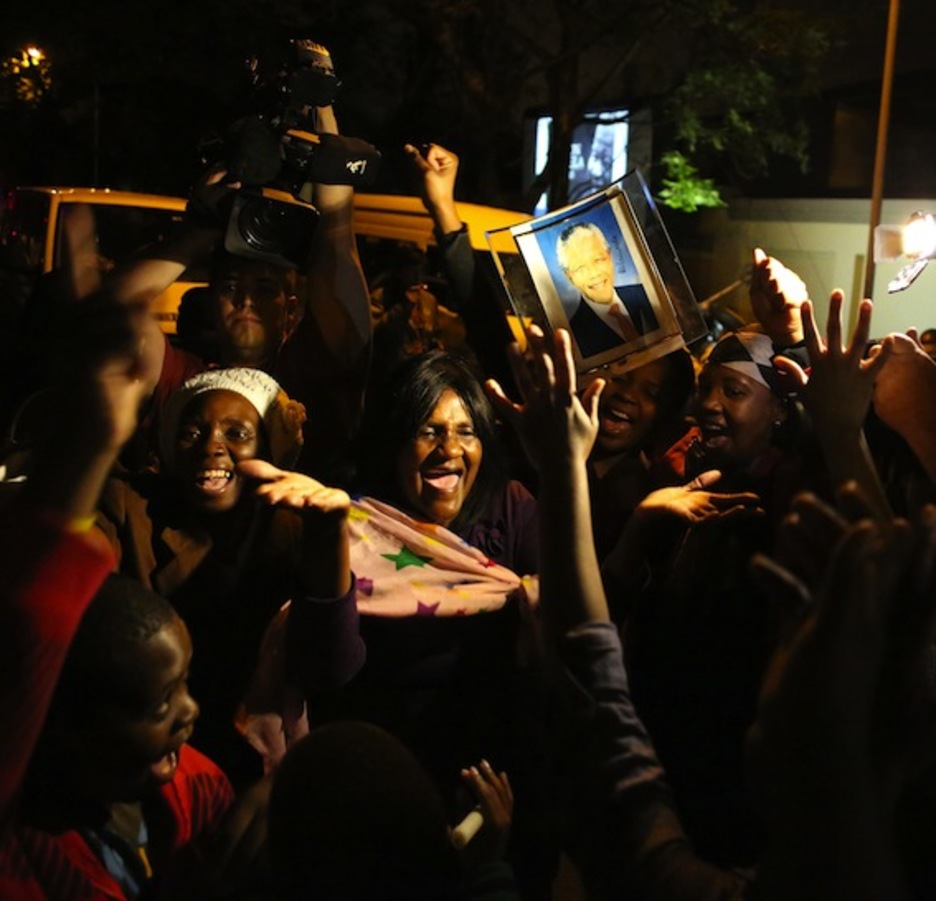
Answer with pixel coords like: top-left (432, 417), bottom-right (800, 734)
top-left (381, 545), bottom-right (432, 570)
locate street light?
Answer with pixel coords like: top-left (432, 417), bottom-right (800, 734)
top-left (1, 44), bottom-right (51, 105)
top-left (874, 211), bottom-right (936, 293)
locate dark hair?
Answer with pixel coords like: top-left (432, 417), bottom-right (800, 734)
top-left (269, 722), bottom-right (458, 901)
top-left (356, 350), bottom-right (505, 533)
top-left (50, 575), bottom-right (179, 721)
top-left (208, 247), bottom-right (298, 289)
top-left (657, 347), bottom-right (696, 421)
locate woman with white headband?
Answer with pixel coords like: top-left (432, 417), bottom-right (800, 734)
top-left (94, 367), bottom-right (364, 789)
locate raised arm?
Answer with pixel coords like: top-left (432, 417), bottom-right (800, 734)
top-left (749, 247), bottom-right (807, 349)
top-left (406, 142), bottom-right (475, 312)
top-left (300, 104), bottom-right (372, 361)
top-left (774, 291), bottom-right (893, 520)
top-left (104, 174), bottom-right (229, 394)
top-left (747, 493), bottom-right (936, 900)
top-left (487, 329), bottom-right (745, 900)
top-left (0, 297), bottom-right (147, 828)
top-left (486, 326), bottom-right (606, 632)
top-left (406, 142), bottom-right (463, 238)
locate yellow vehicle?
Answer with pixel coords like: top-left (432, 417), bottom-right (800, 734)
top-left (352, 192), bottom-right (526, 253)
top-left (0, 185), bottom-right (528, 336)
top-left (0, 187), bottom-right (201, 335)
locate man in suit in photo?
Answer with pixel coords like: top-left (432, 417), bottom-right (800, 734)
top-left (556, 221), bottom-right (658, 358)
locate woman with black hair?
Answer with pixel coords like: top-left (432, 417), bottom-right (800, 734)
top-left (354, 349), bottom-right (537, 572)
top-left (585, 348), bottom-right (697, 562)
top-left (310, 349), bottom-right (549, 898)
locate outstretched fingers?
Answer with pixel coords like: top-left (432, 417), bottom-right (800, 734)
top-left (552, 328), bottom-right (576, 403)
top-left (684, 469), bottom-right (723, 491)
top-left (484, 375), bottom-right (521, 425)
top-left (800, 297), bottom-right (823, 362)
top-left (846, 297), bottom-right (874, 363)
top-left (824, 289), bottom-right (845, 356)
top-left (236, 460), bottom-right (349, 514)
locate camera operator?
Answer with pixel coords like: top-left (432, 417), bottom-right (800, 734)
top-left (107, 94), bottom-right (371, 484)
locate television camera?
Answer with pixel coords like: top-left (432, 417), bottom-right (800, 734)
top-left (217, 39), bottom-right (381, 269)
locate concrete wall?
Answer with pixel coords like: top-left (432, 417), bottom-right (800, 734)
top-left (683, 196), bottom-right (936, 339)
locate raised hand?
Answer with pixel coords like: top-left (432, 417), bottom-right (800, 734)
top-left (634, 469), bottom-right (764, 527)
top-left (778, 291), bottom-right (890, 431)
top-left (237, 459), bottom-right (350, 518)
top-left (746, 498), bottom-right (936, 899)
top-left (749, 247), bottom-right (808, 346)
top-left (26, 292), bottom-right (151, 521)
top-left (773, 290), bottom-right (893, 518)
top-left (238, 459), bottom-right (351, 597)
top-left (871, 331), bottom-right (936, 484)
top-left (455, 759), bottom-right (513, 866)
top-left (486, 326), bottom-right (603, 476)
top-left (751, 484), bottom-right (881, 643)
top-left (184, 165), bottom-right (239, 231)
top-left (404, 142), bottom-right (462, 235)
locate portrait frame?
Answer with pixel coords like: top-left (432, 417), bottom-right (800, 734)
top-left (487, 171), bottom-right (705, 374)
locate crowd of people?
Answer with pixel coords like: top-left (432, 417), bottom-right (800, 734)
top-left (3, 83), bottom-right (936, 901)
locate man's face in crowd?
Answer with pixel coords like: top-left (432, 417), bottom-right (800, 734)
top-left (562, 229), bottom-right (616, 305)
top-left (212, 258), bottom-right (289, 365)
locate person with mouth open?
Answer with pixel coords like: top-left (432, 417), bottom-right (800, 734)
top-left (0, 312), bottom-right (285, 898)
top-left (557, 221), bottom-right (659, 360)
top-left (93, 367), bottom-right (364, 791)
top-left (600, 284), bottom-right (893, 869)
top-left (583, 349), bottom-right (696, 562)
top-left (316, 349), bottom-right (550, 897)
top-left (598, 325), bottom-right (804, 867)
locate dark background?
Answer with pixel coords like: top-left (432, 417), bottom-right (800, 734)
top-left (1, 0), bottom-right (935, 209)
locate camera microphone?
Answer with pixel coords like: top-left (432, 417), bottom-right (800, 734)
top-left (283, 132), bottom-right (381, 189)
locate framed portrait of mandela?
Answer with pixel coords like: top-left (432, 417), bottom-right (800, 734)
top-left (487, 171), bottom-right (706, 375)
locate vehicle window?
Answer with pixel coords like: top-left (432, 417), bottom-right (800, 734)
top-left (0, 191), bottom-right (50, 274)
top-left (355, 234), bottom-right (452, 310)
top-left (52, 203), bottom-right (211, 281)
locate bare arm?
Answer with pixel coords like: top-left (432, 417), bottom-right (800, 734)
top-left (302, 104), bottom-right (372, 359)
top-left (747, 494), bottom-right (936, 900)
top-left (487, 328), bottom-right (745, 900)
top-left (486, 326), bottom-right (607, 632)
top-left (406, 142), bottom-right (463, 237)
top-left (105, 175), bottom-right (228, 393)
top-left (0, 300), bottom-right (147, 829)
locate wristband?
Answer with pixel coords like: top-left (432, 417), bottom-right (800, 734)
top-left (65, 515), bottom-right (97, 535)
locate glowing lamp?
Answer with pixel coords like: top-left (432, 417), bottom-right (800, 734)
top-left (875, 211), bottom-right (936, 293)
